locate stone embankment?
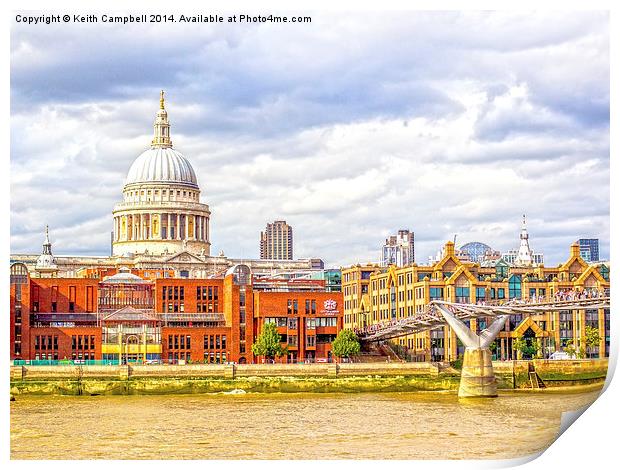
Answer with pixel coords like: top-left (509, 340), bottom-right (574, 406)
top-left (10, 359), bottom-right (607, 396)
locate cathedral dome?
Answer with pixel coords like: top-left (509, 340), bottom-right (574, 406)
top-left (125, 147), bottom-right (198, 188)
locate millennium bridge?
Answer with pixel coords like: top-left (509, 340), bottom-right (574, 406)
top-left (357, 296), bottom-right (611, 398)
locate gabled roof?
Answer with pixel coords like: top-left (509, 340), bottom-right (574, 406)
top-left (434, 253), bottom-right (461, 271)
top-left (359, 294), bottom-right (371, 312)
top-left (445, 265), bottom-right (477, 285)
top-left (513, 316), bottom-right (547, 338)
top-left (386, 266), bottom-right (398, 287)
top-left (163, 251), bottom-right (206, 264)
top-left (102, 306), bottom-right (159, 322)
top-left (574, 265), bottom-right (607, 286)
top-left (559, 245), bottom-right (589, 273)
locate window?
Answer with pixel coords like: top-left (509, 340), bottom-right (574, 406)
top-left (429, 287), bottom-right (443, 300)
top-left (455, 287), bottom-right (470, 303)
top-left (497, 288), bottom-right (505, 299)
top-left (317, 317), bottom-right (337, 327)
top-left (476, 287), bottom-right (486, 301)
top-left (455, 287), bottom-right (469, 297)
top-left (508, 275), bottom-right (522, 299)
top-left (599, 265), bottom-right (609, 281)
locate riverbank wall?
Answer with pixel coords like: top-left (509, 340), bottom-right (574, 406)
top-left (10, 359), bottom-right (608, 396)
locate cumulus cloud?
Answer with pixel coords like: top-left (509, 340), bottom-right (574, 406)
top-left (10, 11), bottom-right (609, 266)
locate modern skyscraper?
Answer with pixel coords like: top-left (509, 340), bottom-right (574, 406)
top-left (578, 238), bottom-right (600, 262)
top-left (260, 220), bottom-right (293, 260)
top-left (381, 229), bottom-right (415, 267)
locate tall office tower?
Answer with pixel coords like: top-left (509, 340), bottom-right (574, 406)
top-left (578, 238), bottom-right (600, 262)
top-left (260, 220), bottom-right (293, 260)
top-left (381, 229), bottom-right (415, 267)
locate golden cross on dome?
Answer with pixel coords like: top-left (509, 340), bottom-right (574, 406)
top-left (160, 90), bottom-right (165, 109)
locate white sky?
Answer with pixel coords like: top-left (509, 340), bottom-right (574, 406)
top-left (10, 10), bottom-right (609, 267)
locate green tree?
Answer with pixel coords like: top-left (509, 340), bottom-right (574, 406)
top-left (534, 339), bottom-right (543, 359)
top-left (331, 329), bottom-right (361, 360)
top-left (564, 339), bottom-right (577, 359)
top-left (512, 338), bottom-right (528, 359)
top-left (585, 326), bottom-right (601, 358)
top-left (252, 322), bottom-right (287, 361)
top-left (577, 346), bottom-right (586, 359)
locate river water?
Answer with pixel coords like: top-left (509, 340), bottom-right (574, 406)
top-left (10, 390), bottom-right (600, 460)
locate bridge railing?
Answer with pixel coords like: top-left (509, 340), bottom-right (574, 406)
top-left (357, 296), bottom-right (610, 342)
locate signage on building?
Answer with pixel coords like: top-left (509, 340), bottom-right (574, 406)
top-left (320, 299), bottom-right (339, 315)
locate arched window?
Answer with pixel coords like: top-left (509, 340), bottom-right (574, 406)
top-left (508, 275), bottom-right (522, 299)
top-left (10, 263), bottom-right (29, 285)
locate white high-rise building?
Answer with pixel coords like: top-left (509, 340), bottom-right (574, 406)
top-left (381, 229), bottom-right (415, 267)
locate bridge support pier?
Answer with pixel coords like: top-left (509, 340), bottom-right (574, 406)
top-left (435, 305), bottom-right (508, 398)
top-left (459, 347), bottom-right (497, 398)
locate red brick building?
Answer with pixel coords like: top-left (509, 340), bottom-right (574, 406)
top-left (253, 291), bottom-right (342, 363)
top-left (9, 263), bottom-right (343, 365)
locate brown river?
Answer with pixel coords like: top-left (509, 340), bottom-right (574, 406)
top-left (10, 389), bottom-right (600, 460)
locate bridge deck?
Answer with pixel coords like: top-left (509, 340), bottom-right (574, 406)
top-left (358, 297), bottom-right (610, 342)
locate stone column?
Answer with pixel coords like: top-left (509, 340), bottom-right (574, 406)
top-left (167, 213), bottom-right (172, 240)
top-left (142, 325), bottom-right (147, 363)
top-left (118, 324), bottom-right (123, 365)
top-left (177, 214), bottom-right (181, 240)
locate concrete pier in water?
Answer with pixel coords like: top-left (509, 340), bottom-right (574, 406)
top-left (435, 304), bottom-right (509, 398)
